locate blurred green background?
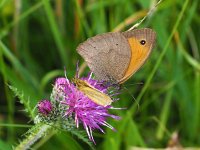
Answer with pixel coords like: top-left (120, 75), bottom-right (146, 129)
top-left (0, 0), bottom-right (200, 149)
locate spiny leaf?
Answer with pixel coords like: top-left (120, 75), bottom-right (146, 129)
top-left (8, 85), bottom-right (35, 119)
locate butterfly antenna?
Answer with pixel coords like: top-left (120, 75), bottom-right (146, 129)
top-left (128, 0), bottom-right (163, 31)
top-left (121, 84), bottom-right (140, 111)
top-left (76, 60), bottom-right (80, 78)
top-left (64, 66), bottom-right (67, 78)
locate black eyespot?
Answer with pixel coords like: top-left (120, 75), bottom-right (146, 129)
top-left (116, 43), bottom-right (118, 46)
top-left (140, 40), bottom-right (146, 45)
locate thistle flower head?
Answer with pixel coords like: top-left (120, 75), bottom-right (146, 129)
top-left (54, 72), bottom-right (120, 143)
top-left (37, 100), bottom-right (53, 115)
top-left (37, 68), bottom-right (121, 144)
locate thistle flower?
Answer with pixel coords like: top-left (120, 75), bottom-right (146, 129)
top-left (54, 72), bottom-right (121, 144)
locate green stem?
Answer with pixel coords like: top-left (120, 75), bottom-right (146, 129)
top-left (131, 0), bottom-right (190, 113)
top-left (119, 0), bottom-right (190, 133)
top-left (15, 124), bottom-right (54, 150)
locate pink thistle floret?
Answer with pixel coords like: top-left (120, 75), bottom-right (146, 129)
top-left (37, 100), bottom-right (53, 115)
top-left (54, 73), bottom-right (120, 143)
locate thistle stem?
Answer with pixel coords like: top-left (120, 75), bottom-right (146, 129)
top-left (15, 123), bottom-right (54, 150)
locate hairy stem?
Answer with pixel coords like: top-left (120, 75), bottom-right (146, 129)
top-left (15, 124), bottom-right (54, 150)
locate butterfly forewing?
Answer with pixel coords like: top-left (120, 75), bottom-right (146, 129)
top-left (119, 28), bottom-right (156, 83)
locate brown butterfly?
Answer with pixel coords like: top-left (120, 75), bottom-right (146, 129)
top-left (74, 28), bottom-right (156, 106)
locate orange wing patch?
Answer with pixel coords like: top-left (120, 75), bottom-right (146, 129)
top-left (119, 37), bottom-right (152, 83)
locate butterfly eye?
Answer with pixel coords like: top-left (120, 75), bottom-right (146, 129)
top-left (140, 40), bottom-right (146, 45)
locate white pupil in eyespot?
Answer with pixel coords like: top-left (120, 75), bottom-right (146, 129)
top-left (140, 40), bottom-right (146, 45)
